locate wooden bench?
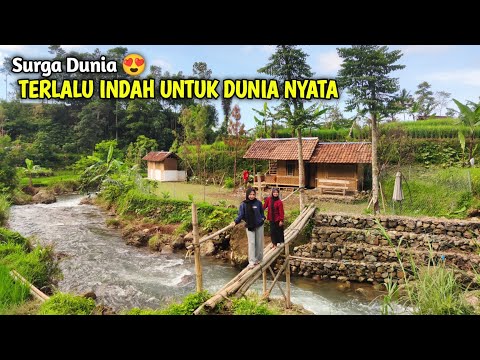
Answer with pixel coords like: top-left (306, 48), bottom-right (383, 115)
top-left (316, 179), bottom-right (349, 196)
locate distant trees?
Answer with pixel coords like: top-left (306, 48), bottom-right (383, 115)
top-left (415, 81), bottom-right (437, 119)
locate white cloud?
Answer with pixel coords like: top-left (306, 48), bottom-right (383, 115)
top-left (399, 45), bottom-right (453, 54)
top-left (60, 45), bottom-right (87, 51)
top-left (0, 45), bottom-right (25, 52)
top-left (240, 45), bottom-right (275, 54)
top-left (151, 58), bottom-right (173, 72)
top-left (316, 50), bottom-right (342, 75)
top-left (428, 69), bottom-right (480, 86)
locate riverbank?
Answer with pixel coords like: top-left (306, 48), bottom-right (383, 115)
top-left (7, 194), bottom-right (384, 314)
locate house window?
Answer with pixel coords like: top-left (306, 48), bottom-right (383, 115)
top-left (286, 161), bottom-right (295, 176)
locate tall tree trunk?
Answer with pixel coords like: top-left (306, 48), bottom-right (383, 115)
top-left (233, 139), bottom-right (237, 187)
top-left (297, 128), bottom-right (305, 210)
top-left (371, 113), bottom-right (380, 215)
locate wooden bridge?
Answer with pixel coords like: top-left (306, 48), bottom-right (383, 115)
top-left (191, 203), bottom-right (316, 315)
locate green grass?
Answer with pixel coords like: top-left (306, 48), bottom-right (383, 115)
top-left (19, 169), bottom-right (80, 187)
top-left (151, 182), bottom-right (240, 206)
top-left (232, 292), bottom-right (280, 315)
top-left (408, 265), bottom-right (473, 315)
top-left (38, 293), bottom-right (96, 315)
top-left (0, 264), bottom-right (30, 313)
top-left (381, 166), bottom-right (475, 218)
top-left (124, 291), bottom-right (212, 315)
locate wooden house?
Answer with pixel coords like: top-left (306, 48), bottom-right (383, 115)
top-left (243, 138), bottom-right (371, 194)
top-left (142, 151), bottom-right (186, 182)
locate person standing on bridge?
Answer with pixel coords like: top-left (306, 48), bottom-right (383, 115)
top-left (231, 187), bottom-right (265, 269)
top-left (263, 188), bottom-right (284, 249)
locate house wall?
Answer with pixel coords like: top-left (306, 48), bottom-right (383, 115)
top-left (164, 158), bottom-right (177, 170)
top-left (314, 164), bottom-right (359, 192)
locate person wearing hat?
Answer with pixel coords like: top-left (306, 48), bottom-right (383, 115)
top-left (263, 188), bottom-right (284, 249)
top-left (231, 187), bottom-right (266, 269)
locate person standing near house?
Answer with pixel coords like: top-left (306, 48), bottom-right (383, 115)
top-left (263, 188), bottom-right (284, 249)
top-left (230, 187), bottom-right (265, 269)
top-left (242, 169), bottom-right (250, 188)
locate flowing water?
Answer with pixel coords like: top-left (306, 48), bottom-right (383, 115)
top-left (8, 195), bottom-right (389, 315)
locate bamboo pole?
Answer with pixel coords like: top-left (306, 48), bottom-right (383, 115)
top-left (262, 270), bottom-right (267, 294)
top-left (194, 204), bottom-right (315, 313)
top-left (10, 269), bottom-right (49, 302)
top-left (267, 265), bottom-right (286, 301)
top-left (192, 203), bottom-right (203, 292)
top-left (379, 182), bottom-right (386, 214)
top-left (285, 240), bottom-right (291, 309)
top-left (263, 262), bottom-right (287, 298)
top-left (281, 187), bottom-right (300, 202)
top-left (186, 223), bottom-right (235, 250)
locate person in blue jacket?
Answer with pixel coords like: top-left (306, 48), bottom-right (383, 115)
top-left (230, 187), bottom-right (266, 269)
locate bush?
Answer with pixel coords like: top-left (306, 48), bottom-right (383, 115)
top-left (0, 228), bottom-right (29, 250)
top-left (231, 294), bottom-right (279, 315)
top-left (0, 264), bottom-right (30, 313)
top-left (38, 293), bottom-right (96, 315)
top-left (0, 195), bottom-right (9, 226)
top-left (224, 177), bottom-right (234, 189)
top-left (0, 245), bottom-right (60, 288)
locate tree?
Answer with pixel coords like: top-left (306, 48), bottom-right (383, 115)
top-left (396, 88), bottom-right (413, 121)
top-left (436, 91), bottom-right (451, 116)
top-left (217, 96), bottom-right (232, 138)
top-left (453, 99), bottom-right (480, 165)
top-left (415, 81), bottom-right (437, 119)
top-left (337, 45), bottom-right (405, 215)
top-left (178, 104), bottom-right (208, 179)
top-left (226, 104), bottom-right (247, 187)
top-left (258, 45), bottom-right (322, 209)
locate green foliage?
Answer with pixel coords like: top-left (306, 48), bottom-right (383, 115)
top-left (408, 265), bottom-right (473, 315)
top-left (124, 135), bottom-right (158, 169)
top-left (0, 245), bottom-right (60, 288)
top-left (0, 264), bottom-right (30, 313)
top-left (159, 290), bottom-right (212, 315)
top-left (0, 227), bottom-right (29, 249)
top-left (382, 168), bottom-right (472, 218)
top-left (224, 177), bottom-right (234, 188)
top-left (38, 293), bottom-right (96, 315)
top-left (0, 135), bottom-right (19, 194)
top-left (376, 220), bottom-right (473, 315)
top-left (203, 209), bottom-right (231, 232)
top-left (124, 307), bottom-right (165, 315)
top-left (337, 45), bottom-right (405, 116)
top-left (116, 189), bottom-right (237, 229)
top-left (161, 191), bottom-right (171, 200)
top-left (0, 194), bottom-right (9, 226)
top-left (231, 294), bottom-right (279, 315)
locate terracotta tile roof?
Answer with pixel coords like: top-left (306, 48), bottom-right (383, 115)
top-left (309, 142), bottom-right (371, 163)
top-left (142, 151), bottom-right (179, 162)
top-left (243, 138), bottom-right (319, 160)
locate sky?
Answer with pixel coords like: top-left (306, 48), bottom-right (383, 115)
top-left (1, 45), bottom-right (480, 130)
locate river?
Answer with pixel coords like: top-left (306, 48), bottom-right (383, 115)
top-left (8, 195), bottom-right (387, 315)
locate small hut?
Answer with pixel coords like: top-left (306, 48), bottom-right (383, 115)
top-left (142, 151), bottom-right (186, 182)
top-left (243, 138), bottom-right (371, 194)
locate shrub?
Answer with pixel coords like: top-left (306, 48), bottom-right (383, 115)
top-left (231, 294), bottom-right (279, 315)
top-left (0, 264), bottom-right (30, 313)
top-left (38, 293), bottom-right (96, 315)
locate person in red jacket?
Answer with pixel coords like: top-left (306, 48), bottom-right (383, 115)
top-left (263, 188), bottom-right (284, 248)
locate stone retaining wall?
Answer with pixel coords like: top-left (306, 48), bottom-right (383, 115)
top-left (288, 213), bottom-right (480, 285)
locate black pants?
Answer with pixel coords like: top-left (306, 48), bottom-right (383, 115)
top-left (270, 221), bottom-right (284, 245)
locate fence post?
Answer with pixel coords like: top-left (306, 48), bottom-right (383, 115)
top-left (192, 203), bottom-right (203, 292)
top-left (285, 243), bottom-right (291, 309)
